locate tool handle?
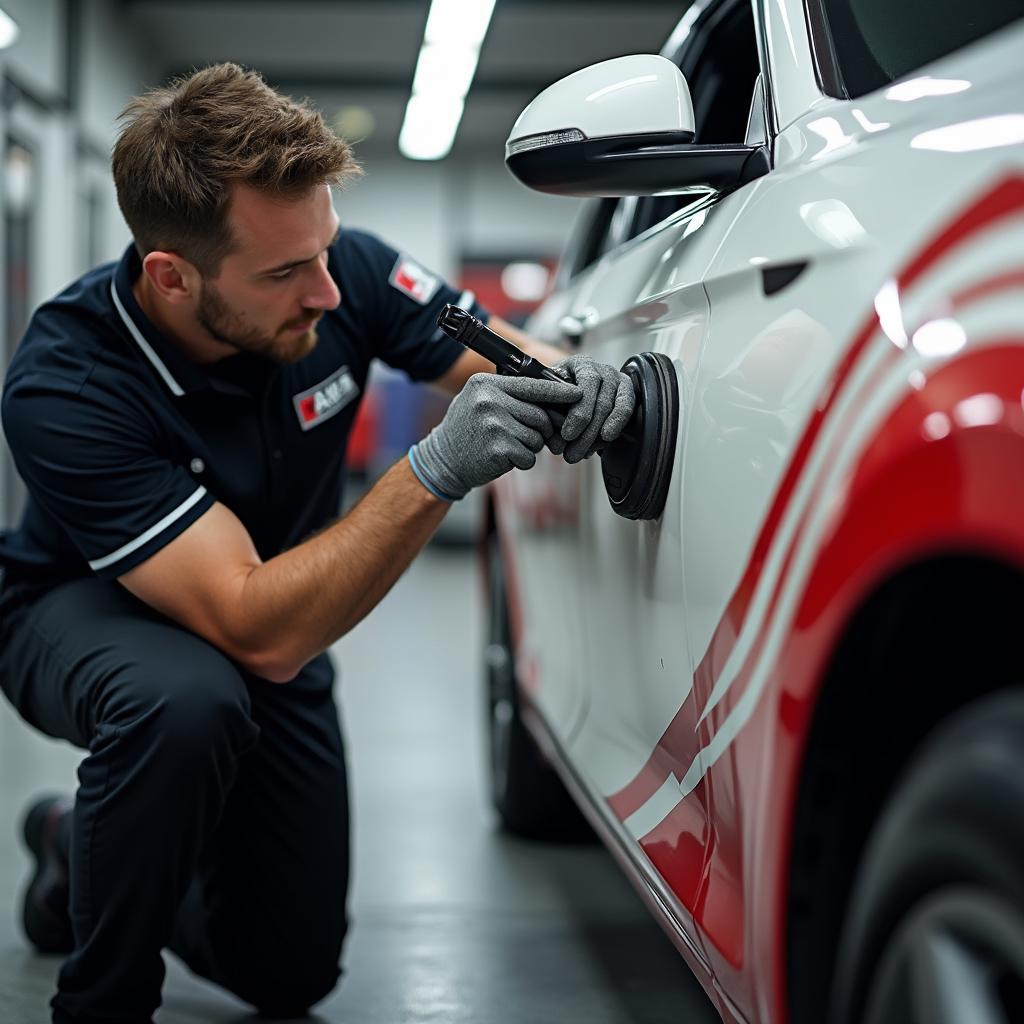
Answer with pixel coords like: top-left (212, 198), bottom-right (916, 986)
top-left (437, 303), bottom-right (571, 425)
top-left (436, 303), bottom-right (622, 453)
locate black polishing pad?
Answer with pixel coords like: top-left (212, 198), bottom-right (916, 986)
top-left (600, 352), bottom-right (679, 521)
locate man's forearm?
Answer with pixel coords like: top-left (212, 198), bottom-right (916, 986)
top-left (238, 458), bottom-right (448, 681)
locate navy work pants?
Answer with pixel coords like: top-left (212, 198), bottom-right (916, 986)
top-left (0, 575), bottom-right (350, 1023)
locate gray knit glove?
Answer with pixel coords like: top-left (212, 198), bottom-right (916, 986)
top-left (546, 355), bottom-right (635, 462)
top-left (408, 372), bottom-right (582, 501)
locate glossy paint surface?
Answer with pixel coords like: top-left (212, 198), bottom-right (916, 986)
top-left (495, 8), bottom-right (1024, 1024)
top-left (507, 53), bottom-right (696, 152)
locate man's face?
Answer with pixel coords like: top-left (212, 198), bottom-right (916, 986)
top-left (196, 182), bottom-right (342, 364)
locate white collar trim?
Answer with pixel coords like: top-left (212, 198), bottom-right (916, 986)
top-left (110, 278), bottom-right (185, 397)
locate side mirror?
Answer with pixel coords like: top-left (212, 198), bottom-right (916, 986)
top-left (506, 54), bottom-right (768, 198)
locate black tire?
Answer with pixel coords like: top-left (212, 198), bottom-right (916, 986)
top-left (484, 535), bottom-right (592, 841)
top-left (830, 688), bottom-right (1024, 1024)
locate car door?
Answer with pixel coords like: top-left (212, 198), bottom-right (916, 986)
top-left (546, 0), bottom-right (767, 958)
top-left (676, 9), bottom-right (1024, 1014)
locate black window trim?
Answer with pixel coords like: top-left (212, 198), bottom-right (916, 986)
top-left (752, 0), bottom-right (781, 144)
top-left (671, 0), bottom-right (776, 155)
top-left (803, 0), bottom-right (848, 98)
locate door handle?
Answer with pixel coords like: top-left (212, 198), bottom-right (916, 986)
top-left (558, 308), bottom-right (598, 346)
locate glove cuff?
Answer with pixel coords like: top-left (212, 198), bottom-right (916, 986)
top-left (407, 438), bottom-right (466, 502)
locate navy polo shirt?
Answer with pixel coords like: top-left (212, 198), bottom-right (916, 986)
top-left (0, 230), bottom-right (486, 584)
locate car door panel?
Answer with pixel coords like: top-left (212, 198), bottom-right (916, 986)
top-left (671, 57), bottom-right (1024, 998)
top-left (543, 192), bottom-right (747, 958)
top-left (495, 282), bottom-right (589, 740)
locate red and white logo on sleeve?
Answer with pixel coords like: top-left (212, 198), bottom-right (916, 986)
top-left (389, 254), bottom-right (441, 305)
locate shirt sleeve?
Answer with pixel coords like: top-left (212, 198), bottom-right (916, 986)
top-left (335, 229), bottom-right (490, 382)
top-left (1, 370), bottom-right (215, 580)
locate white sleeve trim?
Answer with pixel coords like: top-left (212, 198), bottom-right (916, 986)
top-left (88, 486), bottom-right (209, 572)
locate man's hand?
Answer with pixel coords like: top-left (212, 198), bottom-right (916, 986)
top-left (408, 372), bottom-right (582, 501)
top-left (547, 355), bottom-right (635, 463)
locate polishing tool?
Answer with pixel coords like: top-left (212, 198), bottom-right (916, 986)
top-left (435, 304), bottom-right (679, 521)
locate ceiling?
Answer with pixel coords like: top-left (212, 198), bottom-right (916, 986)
top-left (123, 0), bottom-right (688, 159)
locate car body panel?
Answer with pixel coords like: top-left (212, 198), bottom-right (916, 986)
top-left (761, 0), bottom-right (824, 131)
top-left (493, 7), bottom-right (1024, 1022)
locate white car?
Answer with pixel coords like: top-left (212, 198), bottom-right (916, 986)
top-left (482, 1), bottom-right (1024, 1022)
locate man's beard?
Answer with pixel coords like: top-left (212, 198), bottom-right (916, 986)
top-left (197, 280), bottom-right (319, 364)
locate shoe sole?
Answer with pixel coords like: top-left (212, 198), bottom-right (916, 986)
top-left (20, 797), bottom-right (74, 955)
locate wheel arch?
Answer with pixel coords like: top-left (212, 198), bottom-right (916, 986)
top-left (767, 388), bottom-right (1024, 1024)
top-left (784, 548), bottom-right (1024, 1022)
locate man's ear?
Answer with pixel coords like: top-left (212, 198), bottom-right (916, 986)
top-left (140, 251), bottom-right (201, 304)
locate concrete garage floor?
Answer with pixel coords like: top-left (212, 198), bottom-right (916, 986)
top-left (0, 545), bottom-right (718, 1024)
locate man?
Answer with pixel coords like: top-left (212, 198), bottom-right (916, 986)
top-left (0, 63), bottom-right (633, 1024)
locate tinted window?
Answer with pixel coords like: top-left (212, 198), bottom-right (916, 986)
top-left (562, 197), bottom-right (616, 280)
top-left (822, 0), bottom-right (1023, 98)
top-left (563, 0), bottom-right (763, 278)
top-left (631, 0), bottom-right (760, 238)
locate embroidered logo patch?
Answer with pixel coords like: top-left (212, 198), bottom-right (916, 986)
top-left (293, 366), bottom-right (358, 431)
top-left (389, 255), bottom-right (441, 305)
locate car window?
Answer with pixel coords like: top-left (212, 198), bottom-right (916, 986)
top-left (560, 197), bottom-right (616, 282)
top-left (815, 0), bottom-right (1023, 98)
top-left (678, 0), bottom-right (761, 146)
top-left (626, 0), bottom-right (762, 247)
top-left (564, 0), bottom-right (762, 280)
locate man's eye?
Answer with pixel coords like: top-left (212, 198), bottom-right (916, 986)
top-left (270, 269), bottom-right (294, 280)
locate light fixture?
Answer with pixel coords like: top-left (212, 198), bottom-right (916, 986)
top-left (399, 0), bottom-right (497, 161)
top-left (500, 262), bottom-right (550, 303)
top-left (0, 7), bottom-right (19, 50)
top-left (332, 106), bottom-right (375, 143)
top-left (398, 94), bottom-right (466, 161)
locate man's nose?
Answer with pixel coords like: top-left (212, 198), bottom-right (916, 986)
top-left (304, 259), bottom-right (341, 311)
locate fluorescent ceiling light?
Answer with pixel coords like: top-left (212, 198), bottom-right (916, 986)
top-left (399, 94), bottom-right (466, 161)
top-left (399, 0), bottom-right (497, 160)
top-left (424, 0), bottom-right (496, 48)
top-left (0, 7), bottom-right (19, 50)
top-left (412, 42), bottom-right (479, 99)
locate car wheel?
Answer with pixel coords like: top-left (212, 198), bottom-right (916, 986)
top-left (484, 535), bottom-right (592, 841)
top-left (830, 689), bottom-right (1024, 1024)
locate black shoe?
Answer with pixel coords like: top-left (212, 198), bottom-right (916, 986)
top-left (20, 794), bottom-right (74, 954)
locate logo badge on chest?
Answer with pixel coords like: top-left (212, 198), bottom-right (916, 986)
top-left (293, 365), bottom-right (359, 431)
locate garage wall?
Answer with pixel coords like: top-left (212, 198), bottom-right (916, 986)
top-left (0, 0), bottom-right (64, 100)
top-left (0, 1), bottom-right (160, 524)
top-left (77, 0), bottom-right (163, 263)
top-left (340, 154), bottom-right (581, 282)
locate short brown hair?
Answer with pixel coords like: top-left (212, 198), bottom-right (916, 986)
top-left (112, 62), bottom-right (361, 274)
